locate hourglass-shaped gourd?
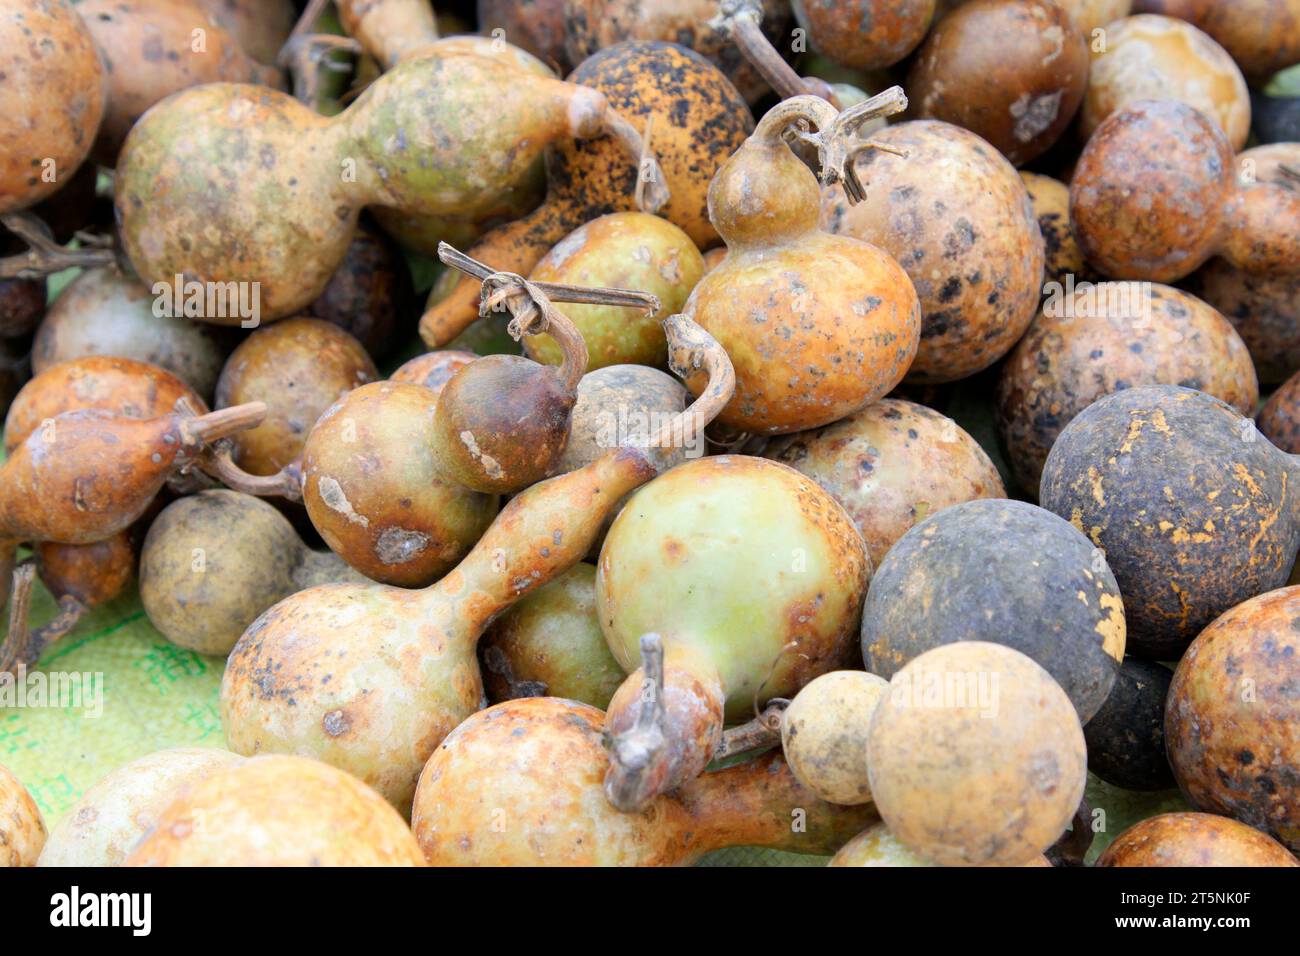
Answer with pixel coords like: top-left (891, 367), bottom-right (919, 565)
top-left (677, 91), bottom-right (921, 434)
top-left (115, 46), bottom-right (663, 322)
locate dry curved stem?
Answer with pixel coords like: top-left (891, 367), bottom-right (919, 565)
top-left (0, 564), bottom-right (87, 676)
top-left (712, 0), bottom-right (838, 104)
top-left (818, 86), bottom-right (909, 204)
top-left (195, 441), bottom-right (304, 502)
top-left (481, 646), bottom-right (548, 699)
top-left (173, 397), bottom-right (268, 450)
top-left (603, 110), bottom-right (671, 214)
top-left (480, 272), bottom-right (590, 393)
top-left (281, 33), bottom-right (361, 105)
top-left (0, 212), bottom-right (119, 279)
top-left (652, 314), bottom-right (735, 453)
top-left (437, 243), bottom-right (660, 313)
top-left (603, 633), bottom-right (668, 812)
top-left (1046, 795), bottom-right (1094, 867)
top-left (713, 699), bottom-right (787, 760)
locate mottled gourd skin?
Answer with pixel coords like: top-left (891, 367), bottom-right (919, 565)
top-left (792, 0), bottom-right (935, 70)
top-left (597, 455), bottom-right (871, 722)
top-left (997, 282), bottom-right (1258, 496)
top-left (1257, 370), bottom-right (1300, 454)
top-left (1071, 100), bottom-right (1233, 286)
top-left (1020, 172), bottom-right (1091, 289)
top-left (685, 133), bottom-right (920, 434)
top-left (1135, 0), bottom-right (1300, 85)
top-left (1081, 15), bottom-right (1251, 151)
top-left (528, 212), bottom-right (703, 370)
top-left (829, 821), bottom-right (1053, 867)
top-left (4, 356), bottom-right (205, 453)
top-left (1083, 658), bottom-right (1176, 791)
top-left (430, 355), bottom-right (578, 495)
top-left (1188, 258), bottom-right (1300, 388)
top-left (223, 448), bottom-right (659, 809)
top-left (771, 398), bottom-right (1005, 567)
top-left (479, 0), bottom-right (568, 69)
top-left (1039, 385), bottom-right (1300, 659)
top-left (822, 121), bottom-right (1044, 384)
top-left (141, 490), bottom-right (363, 656)
top-left (0, 764), bottom-right (45, 867)
top-left (908, 0), bottom-right (1089, 165)
top-left (38, 748), bottom-right (240, 867)
top-left (116, 53), bottom-right (601, 321)
top-left (480, 563), bottom-right (626, 709)
top-left (410, 697), bottom-right (877, 865)
top-left (216, 318), bottom-right (377, 476)
top-left (365, 37), bottom-right (558, 254)
top-left (81, 0), bottom-right (283, 165)
top-left (1057, 0), bottom-right (1132, 35)
top-left (861, 499), bottom-right (1125, 722)
top-left (782, 670), bottom-right (889, 806)
top-left (867, 642), bottom-right (1088, 867)
top-left (389, 350), bottom-right (477, 394)
top-left (124, 755), bottom-right (425, 866)
top-left (0, 0), bottom-right (106, 214)
top-left (563, 0), bottom-right (790, 103)
top-left (1166, 587), bottom-right (1300, 854)
top-left (308, 225), bottom-right (413, 359)
top-left (419, 41), bottom-right (754, 347)
top-left (37, 531), bottom-right (135, 609)
top-left (34, 268), bottom-right (232, 400)
top-left (1097, 812), bottom-right (1299, 866)
top-left (301, 381), bottom-right (499, 587)
top-left (1217, 142), bottom-right (1300, 280)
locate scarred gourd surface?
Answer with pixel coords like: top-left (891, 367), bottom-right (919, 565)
top-left (1134, 0), bottom-right (1300, 84)
top-left (124, 755), bottom-right (424, 866)
top-left (4, 356), bottom-right (205, 453)
top-left (861, 498), bottom-right (1125, 722)
top-left (770, 398), bottom-right (1005, 566)
top-left (867, 641), bottom-right (1088, 867)
top-left (1040, 385), bottom-right (1300, 659)
top-left (527, 212), bottom-right (703, 370)
top-left (792, 0), bottom-right (935, 70)
top-left (829, 820), bottom-right (1053, 867)
top-left (1096, 812), bottom-right (1299, 866)
top-left (0, 763), bottom-right (45, 867)
top-left (410, 697), bottom-right (876, 865)
top-left (1070, 100), bottom-right (1233, 283)
top-left (1083, 657), bottom-right (1176, 791)
top-left (1165, 586), bottom-right (1300, 854)
top-left (480, 562), bottom-right (627, 710)
top-left (1020, 171), bottom-right (1091, 289)
top-left (301, 381), bottom-right (499, 587)
top-left (997, 281), bottom-right (1258, 496)
top-left (1082, 14), bottom-right (1251, 151)
top-left (38, 748), bottom-right (241, 867)
top-left (821, 120), bottom-right (1043, 384)
top-left (781, 670), bottom-right (889, 806)
top-left (907, 0), bottom-right (1090, 165)
top-left (0, 0), bottom-right (106, 214)
top-left (596, 455), bottom-right (870, 721)
top-left (215, 318), bottom-right (377, 476)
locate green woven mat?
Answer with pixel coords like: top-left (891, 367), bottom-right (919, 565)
top-left (1, 583), bottom-right (224, 826)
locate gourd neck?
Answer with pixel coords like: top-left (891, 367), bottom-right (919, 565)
top-left (603, 640), bottom-right (726, 812)
top-left (336, 0), bottom-right (439, 70)
top-left (427, 447), bottom-right (660, 646)
top-left (677, 750), bottom-right (880, 859)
